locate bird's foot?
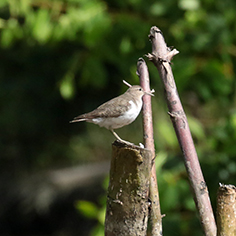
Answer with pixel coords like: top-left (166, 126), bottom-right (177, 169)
top-left (111, 130), bottom-right (134, 146)
top-left (116, 138), bottom-right (134, 146)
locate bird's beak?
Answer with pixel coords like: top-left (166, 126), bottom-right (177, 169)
top-left (144, 89), bottom-right (155, 96)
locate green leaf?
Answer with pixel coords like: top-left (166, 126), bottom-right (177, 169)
top-left (59, 72), bottom-right (76, 100)
top-left (75, 200), bottom-right (99, 219)
top-left (178, 0), bottom-right (200, 10)
top-left (188, 116), bottom-right (205, 139)
top-left (156, 118), bottom-right (178, 148)
top-left (30, 9), bottom-right (53, 43)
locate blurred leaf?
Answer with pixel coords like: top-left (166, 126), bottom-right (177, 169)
top-left (161, 172), bottom-right (180, 211)
top-left (75, 200), bottom-right (99, 219)
top-left (0, 0), bottom-right (8, 8)
top-left (230, 111), bottom-right (236, 129)
top-left (1, 27), bottom-right (14, 47)
top-left (19, 0), bottom-right (31, 15)
top-left (120, 37), bottom-right (132, 54)
top-left (188, 116), bottom-right (205, 139)
top-left (59, 72), bottom-right (76, 100)
top-left (90, 224), bottom-right (104, 236)
top-left (185, 9), bottom-right (206, 25)
top-left (30, 9), bottom-right (53, 43)
top-left (97, 206), bottom-right (106, 224)
top-left (155, 118), bottom-right (178, 149)
top-left (155, 151), bottom-right (168, 172)
top-left (1, 18), bottom-right (21, 47)
top-left (178, 0), bottom-right (200, 10)
top-left (150, 2), bottom-right (166, 16)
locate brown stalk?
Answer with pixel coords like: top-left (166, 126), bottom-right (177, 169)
top-left (137, 58), bottom-right (163, 236)
top-left (147, 26), bottom-right (217, 236)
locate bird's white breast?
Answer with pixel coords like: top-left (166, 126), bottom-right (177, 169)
top-left (91, 100), bottom-right (142, 130)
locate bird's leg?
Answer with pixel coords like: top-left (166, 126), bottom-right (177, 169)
top-left (110, 129), bottom-right (134, 146)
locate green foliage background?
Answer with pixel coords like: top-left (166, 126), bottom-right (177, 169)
top-left (1, 0), bottom-right (236, 235)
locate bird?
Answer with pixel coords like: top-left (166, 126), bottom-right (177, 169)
top-left (70, 84), bottom-right (154, 145)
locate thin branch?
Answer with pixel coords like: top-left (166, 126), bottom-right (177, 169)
top-left (147, 26), bottom-right (217, 236)
top-left (137, 58), bottom-right (163, 236)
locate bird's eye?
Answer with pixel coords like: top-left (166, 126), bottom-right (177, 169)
top-left (139, 88), bottom-right (142, 91)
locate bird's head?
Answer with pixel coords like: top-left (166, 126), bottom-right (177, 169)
top-left (126, 85), bottom-right (155, 99)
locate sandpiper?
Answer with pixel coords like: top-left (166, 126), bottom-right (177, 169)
top-left (70, 83), bottom-right (154, 145)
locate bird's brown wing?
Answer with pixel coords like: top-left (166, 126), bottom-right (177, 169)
top-left (72, 95), bottom-right (131, 121)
